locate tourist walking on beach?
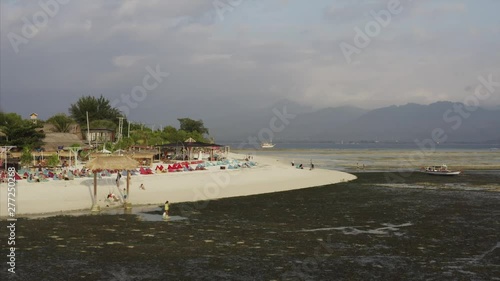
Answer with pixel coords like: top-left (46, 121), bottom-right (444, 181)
top-left (116, 173), bottom-right (121, 187)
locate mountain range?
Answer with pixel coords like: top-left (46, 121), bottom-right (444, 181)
top-left (207, 100), bottom-right (500, 143)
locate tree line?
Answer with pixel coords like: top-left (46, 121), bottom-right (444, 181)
top-left (0, 95), bottom-right (211, 150)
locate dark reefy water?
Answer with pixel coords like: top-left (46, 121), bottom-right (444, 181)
top-left (1, 172), bottom-right (499, 280)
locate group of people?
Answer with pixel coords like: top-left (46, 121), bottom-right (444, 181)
top-left (291, 160), bottom-right (315, 170)
top-left (106, 193), bottom-right (121, 202)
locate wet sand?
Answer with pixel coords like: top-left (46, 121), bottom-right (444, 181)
top-left (0, 153), bottom-right (355, 216)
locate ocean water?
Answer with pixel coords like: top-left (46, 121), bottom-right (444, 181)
top-left (231, 143), bottom-right (500, 172)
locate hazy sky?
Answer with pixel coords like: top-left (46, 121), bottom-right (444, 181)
top-left (1, 0), bottom-right (499, 125)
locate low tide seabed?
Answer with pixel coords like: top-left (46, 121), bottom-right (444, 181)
top-left (1, 172), bottom-right (500, 280)
top-left (244, 148), bottom-right (500, 171)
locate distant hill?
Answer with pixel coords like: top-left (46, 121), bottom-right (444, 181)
top-left (208, 101), bottom-right (500, 143)
top-left (336, 102), bottom-right (500, 142)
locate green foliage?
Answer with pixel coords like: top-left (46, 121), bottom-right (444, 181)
top-left (88, 119), bottom-right (117, 130)
top-left (115, 138), bottom-right (134, 150)
top-left (47, 113), bottom-right (74, 132)
top-left (79, 150), bottom-right (90, 161)
top-left (177, 118), bottom-right (209, 135)
top-left (99, 141), bottom-right (115, 152)
top-left (20, 147), bottom-right (33, 167)
top-left (47, 154), bottom-right (60, 167)
top-left (163, 125), bottom-right (177, 136)
top-left (69, 95), bottom-right (122, 125)
top-left (0, 112), bottom-right (45, 148)
top-left (0, 112), bottom-right (24, 126)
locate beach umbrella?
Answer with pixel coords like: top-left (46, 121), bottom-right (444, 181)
top-left (86, 155), bottom-right (138, 211)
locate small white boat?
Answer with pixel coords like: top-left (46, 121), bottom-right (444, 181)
top-left (421, 165), bottom-right (461, 176)
top-left (261, 141), bottom-right (276, 148)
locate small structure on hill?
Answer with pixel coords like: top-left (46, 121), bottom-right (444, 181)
top-left (29, 113), bottom-right (38, 124)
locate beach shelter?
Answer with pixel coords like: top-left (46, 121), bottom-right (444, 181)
top-left (185, 137), bottom-right (196, 143)
top-left (85, 155), bottom-right (138, 211)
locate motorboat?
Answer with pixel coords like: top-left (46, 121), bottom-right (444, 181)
top-left (421, 165), bottom-right (461, 176)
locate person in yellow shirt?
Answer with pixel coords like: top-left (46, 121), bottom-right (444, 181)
top-left (163, 201), bottom-right (169, 219)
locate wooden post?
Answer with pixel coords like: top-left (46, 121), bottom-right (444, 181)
top-left (93, 172), bottom-right (97, 202)
top-left (124, 170), bottom-right (131, 209)
top-left (91, 171), bottom-right (100, 212)
top-left (126, 170), bottom-right (130, 201)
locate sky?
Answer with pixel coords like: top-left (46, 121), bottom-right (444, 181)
top-left (1, 0), bottom-right (499, 126)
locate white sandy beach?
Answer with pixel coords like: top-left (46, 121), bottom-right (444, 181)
top-left (0, 153), bottom-right (356, 217)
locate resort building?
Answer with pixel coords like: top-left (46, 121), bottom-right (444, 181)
top-left (87, 128), bottom-right (115, 144)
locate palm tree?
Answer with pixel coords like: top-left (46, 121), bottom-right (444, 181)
top-left (69, 95), bottom-right (122, 125)
top-left (47, 113), bottom-right (74, 133)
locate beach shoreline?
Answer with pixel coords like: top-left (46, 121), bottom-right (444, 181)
top-left (0, 153), bottom-right (356, 217)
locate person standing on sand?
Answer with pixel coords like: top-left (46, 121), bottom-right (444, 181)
top-left (139, 184), bottom-right (145, 190)
top-left (164, 201), bottom-right (169, 217)
top-left (116, 173), bottom-right (121, 188)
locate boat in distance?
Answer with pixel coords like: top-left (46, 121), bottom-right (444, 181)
top-left (421, 165), bottom-right (461, 176)
top-left (261, 141), bottom-right (276, 148)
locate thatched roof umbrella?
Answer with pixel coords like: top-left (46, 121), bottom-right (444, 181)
top-left (86, 155), bottom-right (138, 211)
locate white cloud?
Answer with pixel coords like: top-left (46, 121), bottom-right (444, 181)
top-left (189, 53), bottom-right (232, 64)
top-left (0, 0), bottom-right (498, 120)
top-left (112, 55), bottom-right (147, 68)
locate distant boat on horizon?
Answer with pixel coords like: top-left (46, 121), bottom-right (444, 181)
top-left (261, 141), bottom-right (276, 148)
